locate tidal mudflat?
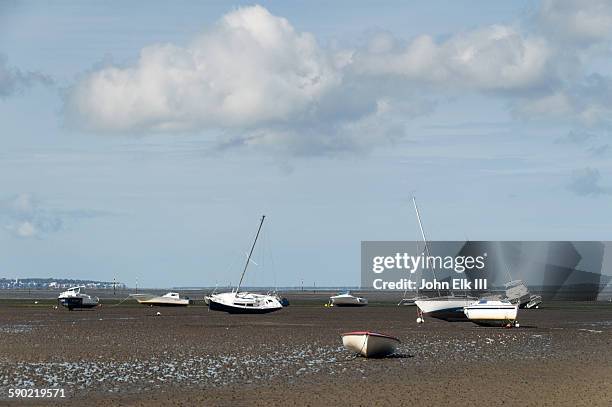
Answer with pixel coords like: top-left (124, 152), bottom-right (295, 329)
top-left (0, 296), bottom-right (610, 406)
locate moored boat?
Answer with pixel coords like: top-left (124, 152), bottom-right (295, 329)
top-left (207, 291), bottom-right (282, 314)
top-left (411, 198), bottom-right (476, 321)
top-left (341, 331), bottom-right (400, 358)
top-left (208, 215), bottom-right (283, 314)
top-left (463, 299), bottom-right (518, 326)
top-left (57, 286), bottom-right (99, 310)
top-left (415, 295), bottom-right (476, 321)
top-left (130, 292), bottom-right (190, 306)
top-left (330, 291), bottom-right (368, 307)
top-left (504, 280), bottom-right (542, 309)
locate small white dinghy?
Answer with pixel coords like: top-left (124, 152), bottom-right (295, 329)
top-left (341, 331), bottom-right (400, 358)
top-left (463, 299), bottom-right (519, 326)
top-left (330, 291), bottom-right (368, 307)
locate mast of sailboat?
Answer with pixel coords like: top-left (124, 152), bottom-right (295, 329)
top-left (412, 197), bottom-right (441, 296)
top-left (236, 215), bottom-right (266, 294)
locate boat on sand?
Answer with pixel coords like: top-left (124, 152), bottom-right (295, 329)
top-left (463, 299), bottom-right (518, 326)
top-left (330, 291), bottom-right (368, 307)
top-left (207, 215), bottom-right (283, 314)
top-left (130, 292), bottom-right (190, 306)
top-left (411, 197), bottom-right (476, 321)
top-left (341, 331), bottom-right (400, 358)
top-left (415, 295), bottom-right (476, 321)
top-left (57, 286), bottom-right (99, 310)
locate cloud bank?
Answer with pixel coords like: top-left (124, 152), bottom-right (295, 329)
top-left (66, 6), bottom-right (341, 133)
top-left (64, 1), bottom-right (612, 154)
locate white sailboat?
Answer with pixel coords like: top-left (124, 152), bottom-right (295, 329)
top-left (410, 197), bottom-right (476, 321)
top-left (415, 295), bottom-right (477, 321)
top-left (463, 299), bottom-right (519, 326)
top-left (207, 215), bottom-right (283, 314)
top-left (399, 242), bottom-right (429, 306)
top-left (130, 292), bottom-right (190, 306)
top-left (330, 291), bottom-right (368, 307)
top-left (57, 286), bottom-right (99, 310)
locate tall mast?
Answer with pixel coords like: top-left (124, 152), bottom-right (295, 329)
top-left (236, 215), bottom-right (265, 293)
top-left (412, 197), bottom-right (441, 296)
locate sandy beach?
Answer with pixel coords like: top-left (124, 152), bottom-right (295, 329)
top-left (1, 294), bottom-right (611, 406)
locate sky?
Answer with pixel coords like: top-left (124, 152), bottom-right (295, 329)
top-left (1, 0), bottom-right (611, 288)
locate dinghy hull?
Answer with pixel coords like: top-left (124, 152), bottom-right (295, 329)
top-left (341, 331), bottom-right (400, 358)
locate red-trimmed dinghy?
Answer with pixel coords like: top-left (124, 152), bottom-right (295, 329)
top-left (341, 331), bottom-right (400, 358)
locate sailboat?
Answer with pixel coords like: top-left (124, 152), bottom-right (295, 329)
top-left (411, 197), bottom-right (476, 321)
top-left (399, 241), bottom-right (429, 306)
top-left (207, 215), bottom-right (283, 314)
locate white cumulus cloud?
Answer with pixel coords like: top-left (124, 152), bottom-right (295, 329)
top-left (64, 2), bottom-right (612, 154)
top-left (351, 25), bottom-right (553, 92)
top-left (65, 5), bottom-right (341, 133)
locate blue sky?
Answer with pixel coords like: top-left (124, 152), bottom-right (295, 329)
top-left (1, 1), bottom-right (611, 287)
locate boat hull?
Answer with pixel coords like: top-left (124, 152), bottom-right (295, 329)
top-left (137, 301), bottom-right (190, 306)
top-left (332, 300), bottom-right (368, 307)
top-left (208, 298), bottom-right (281, 314)
top-left (415, 297), bottom-right (476, 321)
top-left (130, 293), bottom-right (190, 307)
top-left (58, 297), bottom-right (99, 310)
top-left (464, 303), bottom-right (519, 326)
top-left (333, 303), bottom-right (368, 307)
top-left (399, 295), bottom-right (429, 306)
top-left (330, 294), bottom-right (368, 307)
top-left (341, 332), bottom-right (400, 358)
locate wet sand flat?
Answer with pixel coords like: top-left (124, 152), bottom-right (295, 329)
top-left (0, 298), bottom-right (611, 406)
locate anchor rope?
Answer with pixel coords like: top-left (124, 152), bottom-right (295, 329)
top-left (109, 294), bottom-right (134, 307)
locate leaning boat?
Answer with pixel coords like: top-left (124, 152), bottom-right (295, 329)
top-left (207, 215), bottom-right (283, 314)
top-left (415, 295), bottom-right (476, 321)
top-left (330, 291), bottom-right (368, 307)
top-left (341, 331), bottom-right (400, 358)
top-left (504, 280), bottom-right (542, 309)
top-left (463, 299), bottom-right (518, 326)
top-left (57, 286), bottom-right (99, 310)
top-left (207, 291), bottom-right (282, 314)
top-left (130, 292), bottom-right (190, 306)
top-left (411, 197), bottom-right (476, 321)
